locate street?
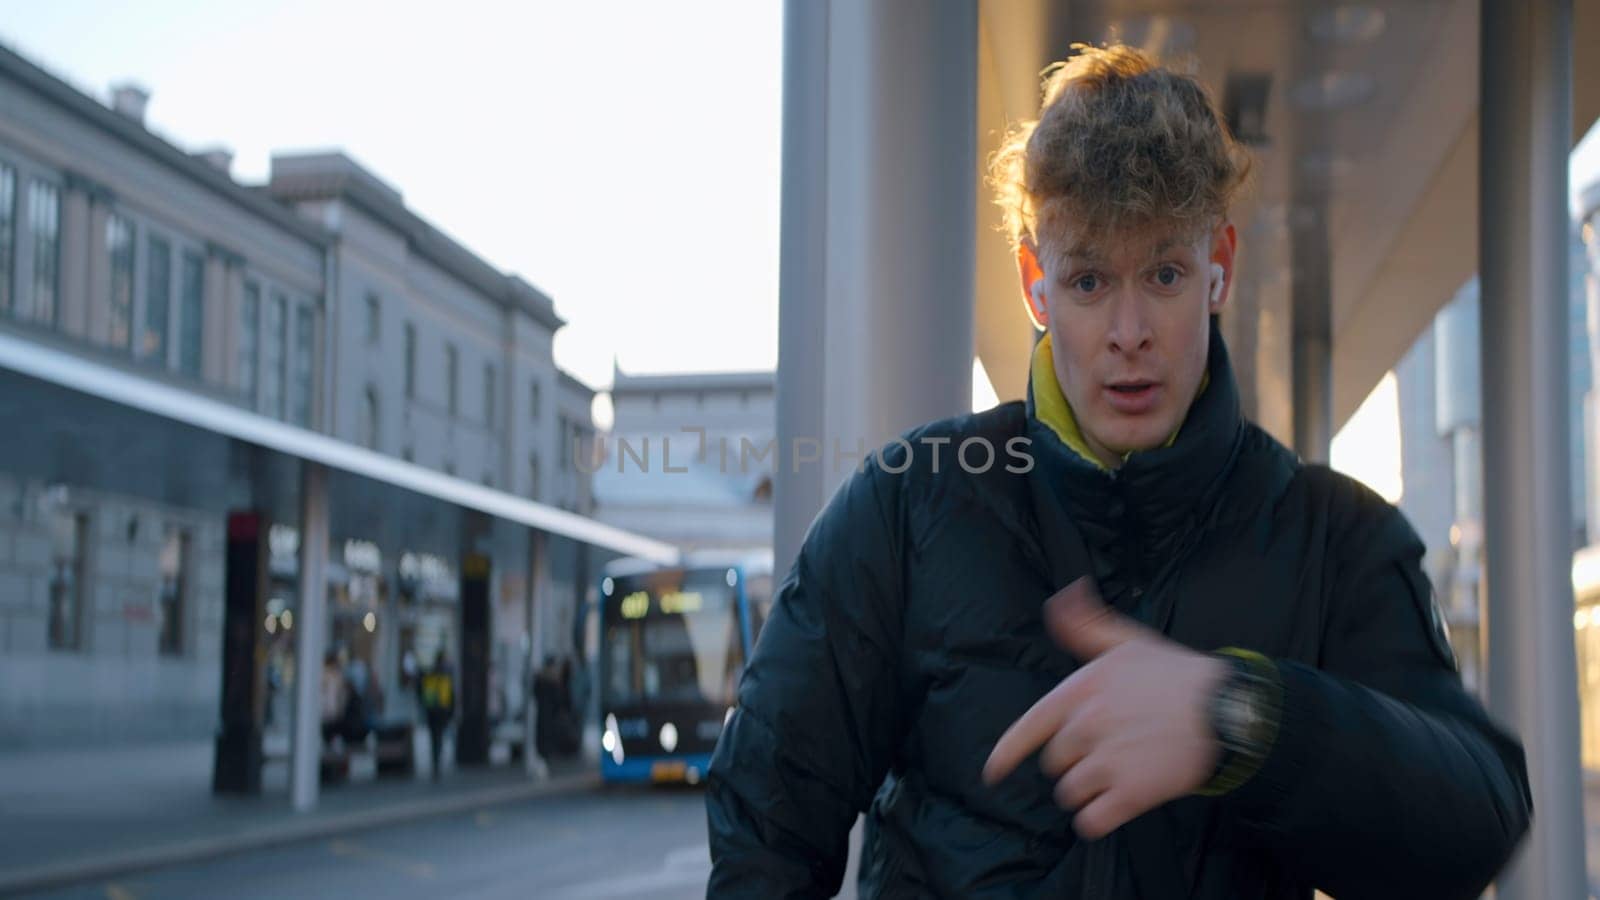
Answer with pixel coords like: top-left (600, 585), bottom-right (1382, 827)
top-left (25, 785), bottom-right (717, 900)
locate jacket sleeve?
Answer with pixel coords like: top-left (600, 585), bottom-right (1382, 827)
top-left (1222, 494), bottom-right (1533, 899)
top-left (706, 459), bottom-right (907, 899)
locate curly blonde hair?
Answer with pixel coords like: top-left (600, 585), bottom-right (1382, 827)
top-left (988, 44), bottom-right (1251, 266)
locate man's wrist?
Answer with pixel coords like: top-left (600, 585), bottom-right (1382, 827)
top-left (1195, 648), bottom-right (1283, 797)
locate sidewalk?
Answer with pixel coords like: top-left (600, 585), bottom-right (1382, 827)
top-left (0, 736), bottom-right (598, 896)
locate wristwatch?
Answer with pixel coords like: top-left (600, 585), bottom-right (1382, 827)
top-left (1199, 649), bottom-right (1281, 797)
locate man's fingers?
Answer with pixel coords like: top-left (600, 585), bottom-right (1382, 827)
top-left (1052, 753), bottom-right (1109, 810)
top-left (1072, 789), bottom-right (1134, 841)
top-left (1044, 578), bottom-right (1145, 661)
top-left (982, 676), bottom-right (1082, 785)
top-left (1037, 705), bottom-right (1094, 778)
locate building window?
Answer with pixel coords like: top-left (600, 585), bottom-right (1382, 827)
top-left (362, 385), bottom-right (380, 450)
top-left (445, 343), bottom-right (458, 416)
top-left (26, 180), bottom-right (58, 325)
top-left (291, 304), bottom-right (314, 426)
top-left (0, 164), bottom-right (15, 316)
top-left (158, 527), bottom-right (189, 656)
top-left (107, 213), bottom-right (135, 349)
top-left (577, 427), bottom-right (593, 471)
top-left (403, 322), bottom-right (417, 399)
top-left (263, 292), bottom-right (286, 418)
top-left (529, 452), bottom-right (540, 501)
top-left (484, 363), bottom-right (496, 429)
top-left (559, 415), bottom-right (570, 470)
top-left (142, 235), bottom-right (171, 364)
top-left (529, 379), bottom-right (541, 420)
top-left (238, 282), bottom-right (259, 404)
top-left (47, 510), bottom-right (87, 651)
top-left (178, 250), bottom-right (204, 378)
top-left (365, 292), bottom-right (381, 345)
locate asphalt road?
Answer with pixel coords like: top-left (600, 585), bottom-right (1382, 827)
top-left (26, 785), bottom-right (729, 900)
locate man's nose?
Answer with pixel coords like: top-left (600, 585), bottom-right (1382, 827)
top-left (1106, 291), bottom-right (1154, 354)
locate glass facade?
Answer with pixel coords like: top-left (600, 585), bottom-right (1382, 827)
top-left (178, 251), bottom-right (203, 378)
top-left (404, 321), bottom-right (416, 398)
top-left (26, 180), bottom-right (58, 325)
top-left (291, 303), bottom-right (313, 426)
top-left (106, 214), bottom-right (134, 349)
top-left (0, 164), bottom-right (14, 315)
top-left (238, 282), bottom-right (259, 404)
top-left (263, 292), bottom-right (286, 418)
top-left (142, 235), bottom-right (170, 363)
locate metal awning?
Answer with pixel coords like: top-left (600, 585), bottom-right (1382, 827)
top-left (0, 329), bottom-right (678, 564)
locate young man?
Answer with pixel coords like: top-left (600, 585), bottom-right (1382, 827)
top-left (707, 46), bottom-right (1530, 898)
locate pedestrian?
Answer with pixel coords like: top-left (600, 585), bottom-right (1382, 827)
top-left (706, 44), bottom-right (1531, 899)
top-left (319, 651), bottom-right (347, 751)
top-left (419, 649), bottom-right (455, 782)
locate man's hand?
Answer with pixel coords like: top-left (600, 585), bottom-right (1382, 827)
top-left (982, 578), bottom-right (1228, 839)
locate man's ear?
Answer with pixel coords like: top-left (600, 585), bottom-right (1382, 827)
top-left (1208, 221), bottom-right (1239, 314)
top-left (1016, 238), bottom-right (1048, 331)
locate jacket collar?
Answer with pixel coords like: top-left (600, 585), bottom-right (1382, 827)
top-left (1023, 319), bottom-right (1245, 618)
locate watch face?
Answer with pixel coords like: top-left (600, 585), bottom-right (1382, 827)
top-left (1218, 680), bottom-right (1264, 750)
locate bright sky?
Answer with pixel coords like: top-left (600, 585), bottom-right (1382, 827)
top-left (5, 3), bottom-right (1600, 492)
top-left (0, 0), bottom-right (783, 392)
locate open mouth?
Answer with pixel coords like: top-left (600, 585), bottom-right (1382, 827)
top-left (1103, 380), bottom-right (1162, 413)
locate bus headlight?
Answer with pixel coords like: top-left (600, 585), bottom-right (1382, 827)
top-left (660, 722), bottom-right (679, 753)
top-left (605, 713), bottom-right (624, 765)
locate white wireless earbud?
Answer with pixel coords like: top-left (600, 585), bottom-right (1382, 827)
top-left (1208, 264), bottom-right (1225, 304)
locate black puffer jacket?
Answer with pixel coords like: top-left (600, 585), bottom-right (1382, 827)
top-left (707, 327), bottom-right (1531, 899)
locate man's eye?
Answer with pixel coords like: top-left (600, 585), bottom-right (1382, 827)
top-left (1073, 274), bottom-right (1100, 293)
top-left (1154, 266), bottom-right (1182, 287)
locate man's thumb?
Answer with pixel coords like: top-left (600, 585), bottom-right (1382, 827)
top-left (1044, 577), bottom-right (1141, 660)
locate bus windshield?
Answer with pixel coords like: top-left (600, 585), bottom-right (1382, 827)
top-left (604, 568), bottom-right (743, 708)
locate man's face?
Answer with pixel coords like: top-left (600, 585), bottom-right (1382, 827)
top-left (1021, 222), bottom-right (1235, 467)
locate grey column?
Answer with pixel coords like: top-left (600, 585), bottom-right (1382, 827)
top-left (1479, 1), bottom-right (1586, 896)
top-left (773, 0), bottom-right (978, 573)
top-left (1291, 199), bottom-right (1333, 463)
top-left (1290, 334), bottom-right (1331, 462)
top-left (523, 528), bottom-right (549, 779)
top-left (289, 461), bottom-right (330, 812)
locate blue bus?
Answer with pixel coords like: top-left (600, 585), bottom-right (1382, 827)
top-left (598, 551), bottom-right (773, 785)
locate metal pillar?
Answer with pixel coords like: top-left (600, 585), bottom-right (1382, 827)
top-left (1291, 334), bottom-right (1332, 463)
top-left (524, 529), bottom-right (549, 779)
top-left (1479, 1), bottom-right (1586, 896)
top-left (773, 0), bottom-right (978, 573)
top-left (1290, 191), bottom-right (1333, 463)
top-left (289, 461), bottom-right (330, 812)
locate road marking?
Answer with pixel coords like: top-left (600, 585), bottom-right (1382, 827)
top-left (551, 843), bottom-right (710, 899)
top-left (326, 838), bottom-right (436, 879)
top-left (662, 845), bottom-right (707, 871)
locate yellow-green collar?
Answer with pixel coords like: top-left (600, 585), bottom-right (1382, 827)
top-left (1030, 333), bottom-right (1203, 471)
